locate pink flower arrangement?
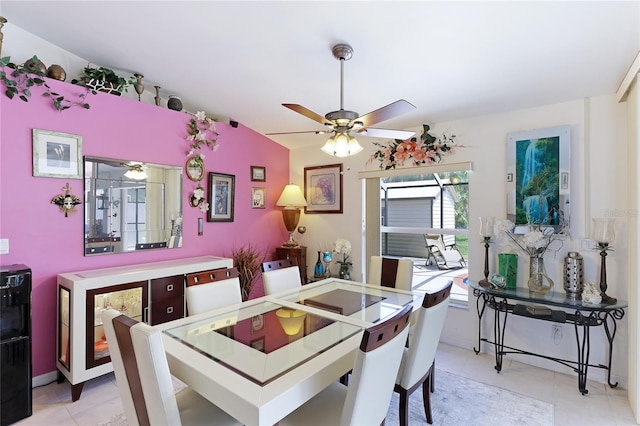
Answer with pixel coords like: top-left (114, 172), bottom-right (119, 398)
top-left (367, 124), bottom-right (457, 170)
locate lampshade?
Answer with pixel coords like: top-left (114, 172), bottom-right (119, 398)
top-left (276, 308), bottom-right (307, 336)
top-left (321, 132), bottom-right (363, 157)
top-left (124, 163), bottom-right (147, 180)
top-left (479, 216), bottom-right (495, 238)
top-left (276, 184), bottom-right (307, 207)
top-left (592, 218), bottom-right (615, 244)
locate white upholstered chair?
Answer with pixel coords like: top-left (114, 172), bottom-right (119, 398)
top-left (394, 280), bottom-right (452, 425)
top-left (185, 267), bottom-right (242, 315)
top-left (278, 304), bottom-right (412, 426)
top-left (261, 258), bottom-right (302, 295)
top-left (101, 309), bottom-right (240, 426)
top-left (367, 256), bottom-right (414, 291)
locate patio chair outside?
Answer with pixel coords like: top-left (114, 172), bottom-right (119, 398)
top-left (424, 234), bottom-right (466, 270)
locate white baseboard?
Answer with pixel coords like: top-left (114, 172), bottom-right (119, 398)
top-left (33, 370), bottom-right (59, 388)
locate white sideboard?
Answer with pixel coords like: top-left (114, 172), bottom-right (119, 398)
top-left (56, 256), bottom-right (233, 401)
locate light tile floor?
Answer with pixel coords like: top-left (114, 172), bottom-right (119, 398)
top-left (16, 342), bottom-right (636, 425)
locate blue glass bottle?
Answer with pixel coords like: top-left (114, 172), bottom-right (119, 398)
top-left (314, 251), bottom-right (324, 278)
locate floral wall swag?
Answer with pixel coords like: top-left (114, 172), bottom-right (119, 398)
top-left (185, 111), bottom-right (219, 213)
top-left (367, 124), bottom-right (458, 170)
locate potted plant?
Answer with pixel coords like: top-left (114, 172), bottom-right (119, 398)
top-left (71, 65), bottom-right (135, 96)
top-left (231, 243), bottom-right (266, 301)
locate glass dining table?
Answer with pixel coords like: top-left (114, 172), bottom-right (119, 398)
top-left (158, 278), bottom-right (418, 426)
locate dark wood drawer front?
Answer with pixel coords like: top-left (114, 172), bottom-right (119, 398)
top-left (150, 275), bottom-right (184, 325)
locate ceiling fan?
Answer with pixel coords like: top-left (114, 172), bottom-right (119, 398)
top-left (267, 43), bottom-right (416, 157)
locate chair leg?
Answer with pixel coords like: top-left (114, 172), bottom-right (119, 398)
top-left (398, 388), bottom-right (410, 426)
top-left (430, 361), bottom-right (435, 393)
top-left (422, 374), bottom-right (433, 424)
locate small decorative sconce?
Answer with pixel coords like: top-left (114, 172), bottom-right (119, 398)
top-left (479, 216), bottom-right (495, 287)
top-left (52, 183), bottom-right (82, 217)
top-left (592, 218), bottom-right (617, 304)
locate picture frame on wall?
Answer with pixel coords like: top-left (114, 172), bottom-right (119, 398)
top-left (506, 125), bottom-right (570, 229)
top-left (304, 163), bottom-right (343, 214)
top-left (207, 172), bottom-right (235, 222)
top-left (251, 187), bottom-right (265, 209)
top-left (250, 165), bottom-right (266, 182)
top-left (32, 129), bottom-right (83, 178)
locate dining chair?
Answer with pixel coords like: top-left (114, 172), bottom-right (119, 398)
top-left (261, 258), bottom-right (302, 295)
top-left (424, 234), bottom-right (466, 269)
top-left (394, 280), bottom-right (452, 426)
top-left (101, 309), bottom-right (241, 426)
top-left (185, 267), bottom-right (242, 315)
top-left (278, 304), bottom-right (412, 426)
top-left (367, 256), bottom-right (414, 291)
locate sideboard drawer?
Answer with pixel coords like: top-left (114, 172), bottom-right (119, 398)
top-left (150, 275), bottom-right (184, 324)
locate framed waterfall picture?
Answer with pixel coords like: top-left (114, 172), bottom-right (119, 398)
top-left (32, 129), bottom-right (83, 178)
top-left (506, 125), bottom-right (570, 230)
top-left (304, 163), bottom-right (343, 214)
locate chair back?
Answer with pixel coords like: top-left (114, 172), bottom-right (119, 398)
top-left (186, 267), bottom-right (242, 315)
top-left (340, 305), bottom-right (412, 425)
top-left (261, 259), bottom-right (302, 295)
top-left (102, 309), bottom-right (146, 426)
top-left (128, 318), bottom-right (183, 425)
top-left (397, 281), bottom-right (452, 389)
top-left (367, 256), bottom-right (413, 291)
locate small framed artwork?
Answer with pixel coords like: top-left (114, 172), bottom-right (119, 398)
top-left (251, 165), bottom-right (266, 182)
top-left (251, 187), bottom-right (265, 209)
top-left (32, 129), bottom-right (83, 178)
top-left (304, 163), bottom-right (343, 214)
top-left (250, 314), bottom-right (264, 334)
top-left (207, 172), bottom-right (235, 222)
top-left (250, 337), bottom-right (265, 352)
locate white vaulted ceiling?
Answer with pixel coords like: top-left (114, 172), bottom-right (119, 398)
top-left (2, 1), bottom-right (638, 149)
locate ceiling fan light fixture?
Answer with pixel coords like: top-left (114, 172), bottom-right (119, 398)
top-left (321, 133), bottom-right (363, 157)
top-left (124, 163), bottom-right (148, 180)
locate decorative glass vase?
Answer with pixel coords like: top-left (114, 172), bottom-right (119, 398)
top-left (339, 262), bottom-right (351, 280)
top-left (314, 251), bottom-right (324, 278)
top-left (528, 256), bottom-right (554, 294)
top-left (322, 252), bottom-right (333, 278)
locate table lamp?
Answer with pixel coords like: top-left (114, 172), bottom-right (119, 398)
top-left (479, 216), bottom-right (495, 287)
top-left (592, 218), bottom-right (616, 304)
top-left (276, 184), bottom-right (307, 247)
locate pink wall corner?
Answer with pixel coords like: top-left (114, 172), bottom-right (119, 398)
top-left (0, 78), bottom-right (290, 377)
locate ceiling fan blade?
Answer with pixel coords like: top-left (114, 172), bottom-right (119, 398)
top-left (265, 129), bottom-right (331, 136)
top-left (282, 104), bottom-right (333, 126)
top-left (357, 128), bottom-right (416, 139)
top-left (357, 99), bottom-right (416, 128)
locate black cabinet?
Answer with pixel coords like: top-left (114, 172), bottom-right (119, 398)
top-left (1, 264), bottom-right (32, 425)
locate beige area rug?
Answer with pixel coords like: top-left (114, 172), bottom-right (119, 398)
top-left (100, 370), bottom-right (553, 425)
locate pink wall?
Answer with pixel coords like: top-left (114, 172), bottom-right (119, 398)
top-left (0, 79), bottom-right (290, 377)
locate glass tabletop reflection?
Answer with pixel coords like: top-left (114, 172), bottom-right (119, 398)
top-left (274, 279), bottom-right (418, 325)
top-left (162, 299), bottom-right (363, 385)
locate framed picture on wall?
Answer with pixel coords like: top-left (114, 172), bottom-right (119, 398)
top-left (32, 129), bottom-right (83, 178)
top-left (506, 125), bottom-right (570, 229)
top-left (304, 163), bottom-right (343, 214)
top-left (207, 172), bottom-right (235, 222)
top-left (251, 187), bottom-right (265, 209)
top-left (251, 165), bottom-right (266, 182)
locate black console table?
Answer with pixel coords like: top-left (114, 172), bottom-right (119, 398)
top-left (470, 282), bottom-right (627, 395)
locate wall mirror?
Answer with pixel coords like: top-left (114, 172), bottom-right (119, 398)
top-left (84, 156), bottom-right (183, 256)
top-left (506, 125), bottom-right (571, 233)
